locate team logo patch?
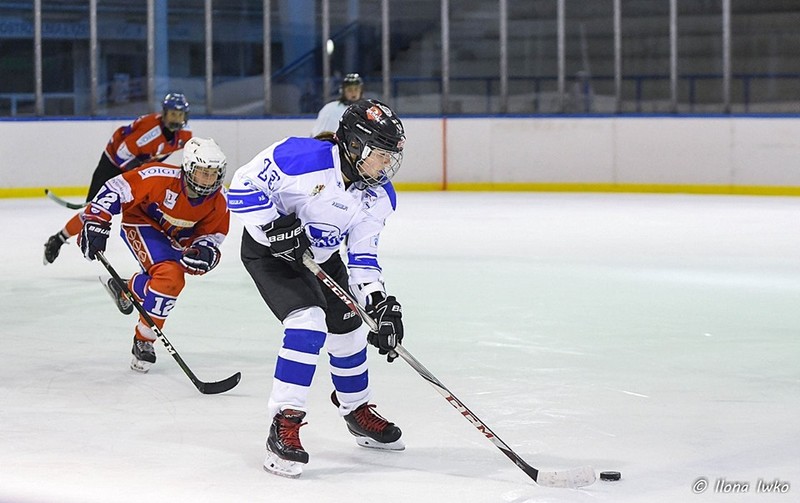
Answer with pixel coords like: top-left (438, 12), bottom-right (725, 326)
top-left (310, 184), bottom-right (325, 196)
top-left (164, 189), bottom-right (178, 209)
top-left (363, 189), bottom-right (378, 208)
top-left (306, 222), bottom-right (344, 248)
top-left (366, 106), bottom-right (384, 122)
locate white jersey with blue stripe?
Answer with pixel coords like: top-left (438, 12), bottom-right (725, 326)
top-left (228, 136), bottom-right (397, 286)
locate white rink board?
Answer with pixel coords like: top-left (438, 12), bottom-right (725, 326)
top-left (2, 116), bottom-right (800, 189)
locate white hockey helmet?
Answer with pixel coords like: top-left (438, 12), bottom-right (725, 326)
top-left (182, 137), bottom-right (226, 196)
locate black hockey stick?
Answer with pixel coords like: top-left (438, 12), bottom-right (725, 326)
top-left (44, 189), bottom-right (88, 210)
top-left (96, 251), bottom-right (241, 394)
top-left (302, 252), bottom-right (595, 488)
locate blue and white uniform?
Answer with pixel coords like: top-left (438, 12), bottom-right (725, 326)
top-left (228, 136), bottom-right (397, 418)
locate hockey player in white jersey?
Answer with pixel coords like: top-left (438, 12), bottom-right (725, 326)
top-left (228, 99), bottom-right (406, 478)
top-left (311, 73), bottom-right (364, 137)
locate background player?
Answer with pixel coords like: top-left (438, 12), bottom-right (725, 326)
top-left (78, 137), bottom-right (229, 372)
top-left (227, 99), bottom-right (406, 478)
top-left (310, 73), bottom-right (364, 137)
top-left (44, 93), bottom-right (192, 265)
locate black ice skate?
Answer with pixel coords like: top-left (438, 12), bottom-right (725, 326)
top-left (264, 409), bottom-right (308, 478)
top-left (331, 391), bottom-right (405, 451)
top-left (101, 277), bottom-right (134, 315)
top-left (131, 337), bottom-right (156, 373)
top-left (43, 231), bottom-right (68, 265)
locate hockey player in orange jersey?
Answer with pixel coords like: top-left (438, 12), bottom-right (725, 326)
top-left (78, 137), bottom-right (229, 372)
top-left (44, 93), bottom-right (193, 265)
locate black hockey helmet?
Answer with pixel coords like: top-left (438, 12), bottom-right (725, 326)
top-left (339, 73), bottom-right (364, 104)
top-left (341, 73), bottom-right (363, 90)
top-left (335, 99), bottom-right (405, 188)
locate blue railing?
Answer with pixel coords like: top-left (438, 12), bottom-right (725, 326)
top-left (386, 73), bottom-right (800, 114)
top-left (3, 72), bottom-right (799, 117)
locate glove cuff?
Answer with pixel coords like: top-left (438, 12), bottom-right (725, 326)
top-left (353, 281), bottom-right (386, 306)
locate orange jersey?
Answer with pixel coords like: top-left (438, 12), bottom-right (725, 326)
top-left (85, 162), bottom-right (229, 248)
top-left (104, 113), bottom-right (193, 170)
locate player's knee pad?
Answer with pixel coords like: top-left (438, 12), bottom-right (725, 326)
top-left (284, 306), bottom-right (327, 332)
top-left (147, 261), bottom-right (186, 297)
top-left (326, 325), bottom-right (368, 358)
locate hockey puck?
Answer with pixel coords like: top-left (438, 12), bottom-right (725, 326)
top-left (600, 471), bottom-right (621, 481)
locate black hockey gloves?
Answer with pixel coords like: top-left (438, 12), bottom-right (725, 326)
top-left (79, 219), bottom-right (111, 261)
top-left (181, 240), bottom-right (221, 275)
top-left (366, 295), bottom-right (403, 363)
top-left (261, 212), bottom-right (311, 270)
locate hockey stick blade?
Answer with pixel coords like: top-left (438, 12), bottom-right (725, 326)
top-left (45, 189), bottom-right (88, 210)
top-left (196, 372), bottom-right (242, 394)
top-left (302, 252), bottom-right (596, 488)
top-left (96, 251), bottom-right (241, 395)
top-left (535, 466), bottom-right (597, 488)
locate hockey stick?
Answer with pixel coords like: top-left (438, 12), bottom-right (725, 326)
top-left (44, 189), bottom-right (88, 210)
top-left (301, 252), bottom-right (595, 488)
top-left (96, 251), bottom-right (241, 395)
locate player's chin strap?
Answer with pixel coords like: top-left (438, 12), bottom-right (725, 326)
top-left (300, 251), bottom-right (596, 488)
top-left (96, 251), bottom-right (241, 395)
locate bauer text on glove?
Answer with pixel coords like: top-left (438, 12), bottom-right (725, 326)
top-left (79, 219), bottom-right (111, 261)
top-left (260, 212), bottom-right (311, 269)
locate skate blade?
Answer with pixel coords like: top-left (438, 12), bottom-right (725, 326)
top-left (130, 357), bottom-right (152, 373)
top-left (263, 451), bottom-right (303, 478)
top-left (354, 436), bottom-right (405, 451)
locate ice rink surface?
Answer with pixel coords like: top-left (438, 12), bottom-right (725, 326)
top-left (2, 192), bottom-right (799, 503)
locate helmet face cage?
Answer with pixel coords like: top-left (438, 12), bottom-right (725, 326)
top-left (182, 138), bottom-right (226, 196)
top-left (336, 99), bottom-right (405, 188)
top-left (355, 146), bottom-right (403, 188)
top-left (162, 93), bottom-right (189, 131)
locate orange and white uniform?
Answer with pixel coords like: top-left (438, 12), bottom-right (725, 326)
top-left (84, 162), bottom-right (229, 342)
top-left (105, 113), bottom-right (193, 170)
top-left (57, 114), bottom-right (192, 241)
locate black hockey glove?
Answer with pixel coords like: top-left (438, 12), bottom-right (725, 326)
top-left (79, 218), bottom-right (111, 261)
top-left (366, 295), bottom-right (403, 363)
top-left (180, 240), bottom-right (221, 275)
top-left (260, 212), bottom-right (311, 271)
